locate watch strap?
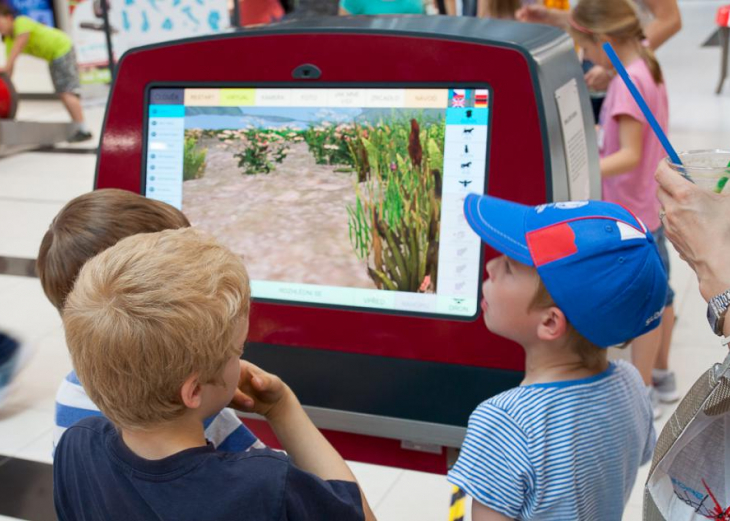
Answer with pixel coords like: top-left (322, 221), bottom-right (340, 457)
top-left (709, 288), bottom-right (730, 335)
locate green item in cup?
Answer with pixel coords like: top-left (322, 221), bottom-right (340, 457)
top-left (716, 176), bottom-right (728, 194)
top-left (718, 159), bottom-right (730, 193)
top-left (667, 150), bottom-right (730, 193)
top-left (716, 159), bottom-right (730, 193)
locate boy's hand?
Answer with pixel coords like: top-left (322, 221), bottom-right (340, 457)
top-left (229, 360), bottom-right (293, 419)
top-left (0, 66), bottom-right (12, 77)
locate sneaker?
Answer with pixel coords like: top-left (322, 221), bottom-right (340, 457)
top-left (67, 130), bottom-right (93, 143)
top-left (0, 332), bottom-right (28, 408)
top-left (648, 386), bottom-right (662, 420)
top-left (652, 371), bottom-right (681, 403)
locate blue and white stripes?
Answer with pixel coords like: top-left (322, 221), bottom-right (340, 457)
top-left (448, 361), bottom-right (655, 520)
top-left (54, 371), bottom-right (263, 455)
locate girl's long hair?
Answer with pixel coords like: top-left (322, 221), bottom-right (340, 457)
top-left (571, 0), bottom-right (663, 84)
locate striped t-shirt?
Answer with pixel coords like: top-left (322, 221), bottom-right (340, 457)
top-left (54, 371), bottom-right (264, 455)
top-left (448, 361), bottom-right (655, 520)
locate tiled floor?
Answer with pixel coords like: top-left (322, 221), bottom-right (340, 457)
top-left (1, 3), bottom-right (729, 519)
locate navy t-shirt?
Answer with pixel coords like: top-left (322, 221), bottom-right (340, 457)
top-left (53, 417), bottom-right (365, 521)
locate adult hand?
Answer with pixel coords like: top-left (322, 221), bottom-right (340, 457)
top-left (584, 65), bottom-right (613, 92)
top-left (656, 161), bottom-right (730, 302)
top-left (0, 66), bottom-right (12, 77)
top-left (516, 5), bottom-right (550, 23)
top-left (229, 360), bottom-right (293, 419)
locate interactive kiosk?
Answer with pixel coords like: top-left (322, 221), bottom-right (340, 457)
top-left (95, 16), bottom-right (600, 473)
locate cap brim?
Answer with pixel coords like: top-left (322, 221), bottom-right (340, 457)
top-left (463, 194), bottom-right (534, 266)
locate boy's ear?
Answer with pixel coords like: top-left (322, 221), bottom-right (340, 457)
top-left (180, 374), bottom-right (204, 410)
top-left (536, 306), bottom-right (569, 342)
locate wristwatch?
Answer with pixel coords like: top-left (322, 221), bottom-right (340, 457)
top-left (708, 288), bottom-right (730, 336)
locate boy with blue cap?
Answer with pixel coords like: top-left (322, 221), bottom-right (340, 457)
top-left (447, 195), bottom-right (664, 521)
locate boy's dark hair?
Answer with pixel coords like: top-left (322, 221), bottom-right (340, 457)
top-left (37, 189), bottom-right (190, 312)
top-left (0, 4), bottom-right (16, 17)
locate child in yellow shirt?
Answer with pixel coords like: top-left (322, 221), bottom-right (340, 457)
top-left (0, 5), bottom-right (91, 142)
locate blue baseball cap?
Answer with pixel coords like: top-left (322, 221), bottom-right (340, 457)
top-left (464, 194), bottom-right (667, 348)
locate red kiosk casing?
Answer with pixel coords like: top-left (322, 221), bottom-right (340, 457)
top-left (95, 16), bottom-right (599, 473)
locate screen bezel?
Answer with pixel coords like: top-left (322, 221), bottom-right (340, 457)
top-left (141, 82), bottom-right (494, 322)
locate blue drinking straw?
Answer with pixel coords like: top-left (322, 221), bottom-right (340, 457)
top-left (602, 42), bottom-right (685, 171)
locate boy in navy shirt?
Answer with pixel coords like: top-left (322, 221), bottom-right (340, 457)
top-left (53, 228), bottom-right (374, 521)
top-left (38, 189), bottom-right (260, 454)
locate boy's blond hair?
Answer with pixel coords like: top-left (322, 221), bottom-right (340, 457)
top-left (530, 278), bottom-right (609, 370)
top-left (63, 228), bottom-right (250, 430)
top-left (37, 189), bottom-right (190, 312)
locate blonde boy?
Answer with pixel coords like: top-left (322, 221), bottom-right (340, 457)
top-left (54, 228), bottom-right (374, 521)
top-left (448, 195), bottom-right (664, 521)
top-left (38, 189), bottom-right (259, 453)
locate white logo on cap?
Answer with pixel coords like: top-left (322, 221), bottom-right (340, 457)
top-left (535, 201), bottom-right (589, 213)
top-left (617, 222), bottom-right (647, 241)
top-left (645, 306), bottom-right (666, 326)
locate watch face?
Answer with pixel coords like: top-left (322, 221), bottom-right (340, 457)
top-left (708, 303), bottom-right (722, 335)
top-left (708, 293), bottom-right (730, 336)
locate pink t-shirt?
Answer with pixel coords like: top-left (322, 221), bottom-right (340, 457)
top-left (599, 59), bottom-right (668, 232)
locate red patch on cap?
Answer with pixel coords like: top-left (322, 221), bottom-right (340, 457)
top-left (526, 224), bottom-right (578, 267)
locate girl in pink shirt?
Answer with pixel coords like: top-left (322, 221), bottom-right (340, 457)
top-left (569, 0), bottom-right (677, 416)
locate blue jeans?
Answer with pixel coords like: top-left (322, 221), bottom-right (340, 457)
top-left (653, 226), bottom-right (675, 307)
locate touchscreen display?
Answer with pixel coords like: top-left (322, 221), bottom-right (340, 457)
top-left (144, 87), bottom-right (490, 318)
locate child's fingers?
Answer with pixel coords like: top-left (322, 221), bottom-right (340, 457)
top-left (228, 389), bottom-right (255, 412)
top-left (239, 360), bottom-right (264, 385)
top-left (241, 361), bottom-right (282, 398)
top-left (252, 373), bottom-right (269, 392)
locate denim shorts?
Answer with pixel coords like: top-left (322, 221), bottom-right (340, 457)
top-left (49, 49), bottom-right (81, 96)
top-left (653, 226), bottom-right (675, 307)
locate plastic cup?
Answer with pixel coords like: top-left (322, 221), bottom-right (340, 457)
top-left (666, 150), bottom-right (730, 193)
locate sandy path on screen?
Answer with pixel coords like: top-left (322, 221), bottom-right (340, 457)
top-left (182, 139), bottom-right (374, 289)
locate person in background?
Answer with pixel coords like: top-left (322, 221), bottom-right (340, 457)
top-left (0, 4), bottom-right (92, 142)
top-left (442, 0), bottom-right (478, 16)
top-left (0, 331), bottom-right (25, 407)
top-left (568, 0), bottom-right (677, 415)
top-left (291, 0), bottom-right (339, 16)
top-left (239, 0), bottom-right (285, 26)
top-left (517, 0), bottom-right (681, 93)
top-left (476, 0), bottom-right (522, 19)
top-left (339, 0), bottom-right (425, 15)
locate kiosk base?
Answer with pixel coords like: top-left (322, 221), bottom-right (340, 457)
top-left (242, 417), bottom-right (453, 474)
